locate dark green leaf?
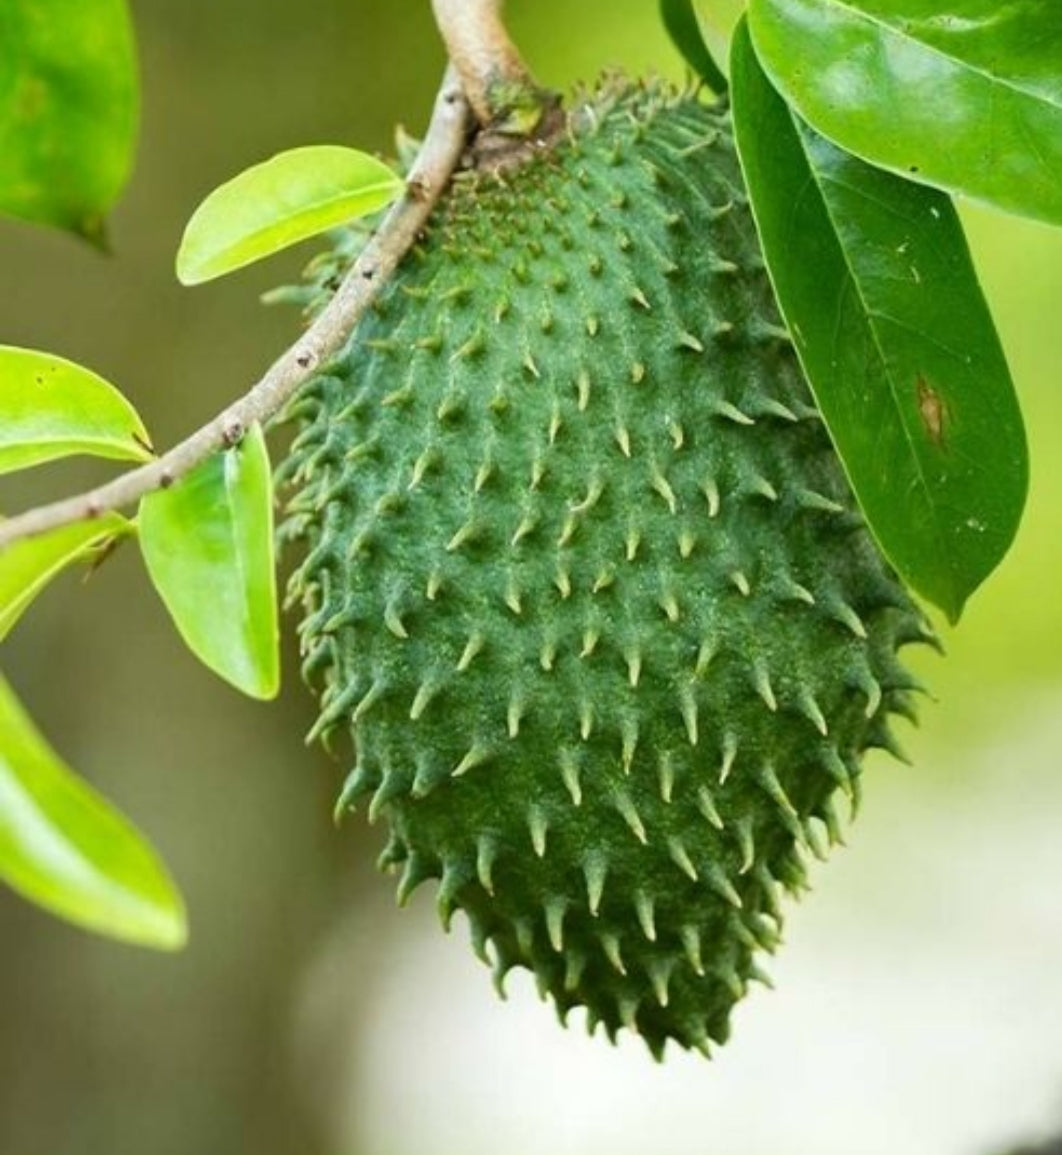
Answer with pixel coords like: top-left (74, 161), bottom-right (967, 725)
top-left (660, 0), bottom-right (728, 95)
top-left (0, 346), bottom-right (152, 475)
top-left (176, 146), bottom-right (404, 285)
top-left (730, 19), bottom-right (1027, 622)
top-left (0, 0), bottom-right (138, 241)
top-left (0, 514), bottom-right (131, 642)
top-left (0, 674), bottom-right (186, 949)
top-left (139, 424), bottom-right (279, 697)
top-left (747, 0), bottom-right (1062, 227)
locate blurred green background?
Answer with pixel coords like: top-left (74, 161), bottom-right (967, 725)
top-left (2, 2), bottom-right (1061, 1153)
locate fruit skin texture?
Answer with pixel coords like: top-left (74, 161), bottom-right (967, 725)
top-left (281, 82), bottom-right (928, 1058)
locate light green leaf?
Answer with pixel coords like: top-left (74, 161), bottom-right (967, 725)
top-left (0, 674), bottom-right (186, 949)
top-left (0, 514), bottom-right (131, 642)
top-left (0, 0), bottom-right (138, 242)
top-left (731, 18), bottom-right (1028, 622)
top-left (747, 0), bottom-right (1062, 227)
top-left (0, 346), bottom-right (152, 476)
top-left (176, 146), bottom-right (404, 285)
top-left (139, 424), bottom-right (279, 698)
top-left (660, 0), bottom-right (729, 94)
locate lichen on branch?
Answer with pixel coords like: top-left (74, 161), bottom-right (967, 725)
top-left (431, 0), bottom-right (555, 132)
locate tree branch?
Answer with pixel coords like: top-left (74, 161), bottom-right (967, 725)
top-left (0, 67), bottom-right (471, 554)
top-left (432, 0), bottom-right (553, 131)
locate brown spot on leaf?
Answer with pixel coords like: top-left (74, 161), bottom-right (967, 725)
top-left (917, 376), bottom-right (947, 448)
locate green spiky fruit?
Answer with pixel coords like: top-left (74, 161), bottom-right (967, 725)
top-left (281, 82), bottom-right (929, 1058)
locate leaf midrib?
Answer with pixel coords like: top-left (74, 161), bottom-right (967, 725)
top-left (788, 109), bottom-right (959, 599)
top-left (194, 180), bottom-right (401, 276)
top-left (812, 0), bottom-right (1062, 111)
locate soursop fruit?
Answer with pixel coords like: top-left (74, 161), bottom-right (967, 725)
top-left (280, 81), bottom-right (930, 1058)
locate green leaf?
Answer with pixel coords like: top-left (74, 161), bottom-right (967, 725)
top-left (0, 346), bottom-right (153, 476)
top-left (139, 424), bottom-right (279, 698)
top-left (730, 18), bottom-right (1028, 622)
top-left (0, 0), bottom-right (138, 242)
top-left (0, 514), bottom-right (131, 642)
top-left (747, 0), bottom-right (1062, 227)
top-left (660, 0), bottom-right (728, 95)
top-left (0, 674), bottom-right (186, 949)
top-left (176, 146), bottom-right (404, 285)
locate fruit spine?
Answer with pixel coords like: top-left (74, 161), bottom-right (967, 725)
top-left (280, 81), bottom-right (930, 1057)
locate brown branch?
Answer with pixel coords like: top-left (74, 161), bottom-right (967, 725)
top-left (0, 67), bottom-right (471, 554)
top-left (431, 0), bottom-right (552, 130)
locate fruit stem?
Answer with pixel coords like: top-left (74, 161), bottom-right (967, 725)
top-left (431, 0), bottom-right (557, 134)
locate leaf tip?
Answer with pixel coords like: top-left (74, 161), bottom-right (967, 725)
top-left (240, 662), bottom-right (281, 702)
top-left (77, 213), bottom-right (112, 254)
top-left (146, 898), bottom-right (190, 953)
top-left (912, 575), bottom-right (965, 629)
top-left (942, 597), bottom-right (965, 628)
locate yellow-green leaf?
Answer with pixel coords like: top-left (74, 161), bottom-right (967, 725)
top-left (139, 424), bottom-right (279, 698)
top-left (176, 146), bottom-right (404, 285)
top-left (0, 514), bottom-right (131, 642)
top-left (0, 674), bottom-right (186, 949)
top-left (0, 346), bottom-right (152, 476)
top-left (0, 0), bottom-right (138, 241)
